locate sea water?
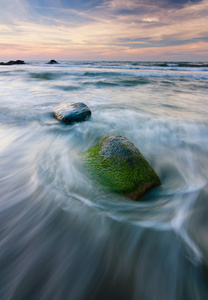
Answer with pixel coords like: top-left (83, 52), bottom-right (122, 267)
top-left (0, 61), bottom-right (208, 299)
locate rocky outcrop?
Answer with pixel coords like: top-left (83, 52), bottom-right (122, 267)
top-left (83, 135), bottom-right (161, 200)
top-left (54, 102), bottom-right (91, 124)
top-left (47, 59), bottom-right (59, 64)
top-left (0, 60), bottom-right (25, 65)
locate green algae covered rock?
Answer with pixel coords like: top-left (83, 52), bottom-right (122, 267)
top-left (83, 135), bottom-right (161, 200)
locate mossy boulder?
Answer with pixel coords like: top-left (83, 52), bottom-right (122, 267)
top-left (54, 102), bottom-right (91, 124)
top-left (83, 135), bottom-right (161, 200)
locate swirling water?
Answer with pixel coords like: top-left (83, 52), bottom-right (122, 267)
top-left (0, 61), bottom-right (208, 300)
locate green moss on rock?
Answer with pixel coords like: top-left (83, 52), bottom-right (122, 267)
top-left (83, 135), bottom-right (161, 200)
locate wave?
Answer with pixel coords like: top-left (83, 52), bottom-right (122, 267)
top-left (83, 78), bottom-right (150, 87)
top-left (131, 62), bottom-right (208, 68)
top-left (70, 61), bottom-right (208, 68)
top-left (29, 72), bottom-right (61, 80)
top-left (60, 61), bottom-right (208, 71)
top-left (81, 64), bottom-right (208, 72)
top-left (82, 69), bottom-right (208, 80)
top-left (177, 62), bottom-right (208, 68)
top-left (53, 85), bottom-right (81, 91)
top-left (28, 71), bottom-right (72, 80)
top-left (83, 81), bottom-right (119, 87)
top-left (0, 70), bottom-right (27, 77)
top-left (83, 71), bottom-right (120, 77)
top-left (14, 63), bottom-right (208, 84)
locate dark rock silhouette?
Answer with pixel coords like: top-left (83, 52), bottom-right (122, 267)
top-left (0, 60), bottom-right (25, 65)
top-left (47, 59), bottom-right (59, 64)
top-left (54, 102), bottom-right (91, 124)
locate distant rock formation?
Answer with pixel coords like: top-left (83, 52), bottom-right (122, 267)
top-left (83, 135), bottom-right (161, 200)
top-left (54, 102), bottom-right (91, 124)
top-left (47, 59), bottom-right (59, 64)
top-left (0, 60), bottom-right (25, 66)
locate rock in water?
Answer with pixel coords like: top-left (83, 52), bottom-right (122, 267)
top-left (0, 60), bottom-right (25, 65)
top-left (54, 102), bottom-right (91, 124)
top-left (47, 59), bottom-right (58, 64)
top-left (83, 135), bottom-right (161, 200)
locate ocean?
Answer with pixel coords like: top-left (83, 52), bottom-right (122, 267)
top-left (0, 61), bottom-right (208, 300)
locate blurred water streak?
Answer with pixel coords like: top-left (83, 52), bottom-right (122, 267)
top-left (0, 61), bottom-right (208, 300)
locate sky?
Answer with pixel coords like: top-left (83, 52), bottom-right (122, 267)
top-left (0, 0), bottom-right (208, 61)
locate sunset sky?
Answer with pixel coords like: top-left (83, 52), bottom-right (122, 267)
top-left (0, 0), bottom-right (208, 61)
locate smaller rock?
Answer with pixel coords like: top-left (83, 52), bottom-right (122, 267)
top-left (47, 59), bottom-right (59, 64)
top-left (54, 102), bottom-right (91, 124)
